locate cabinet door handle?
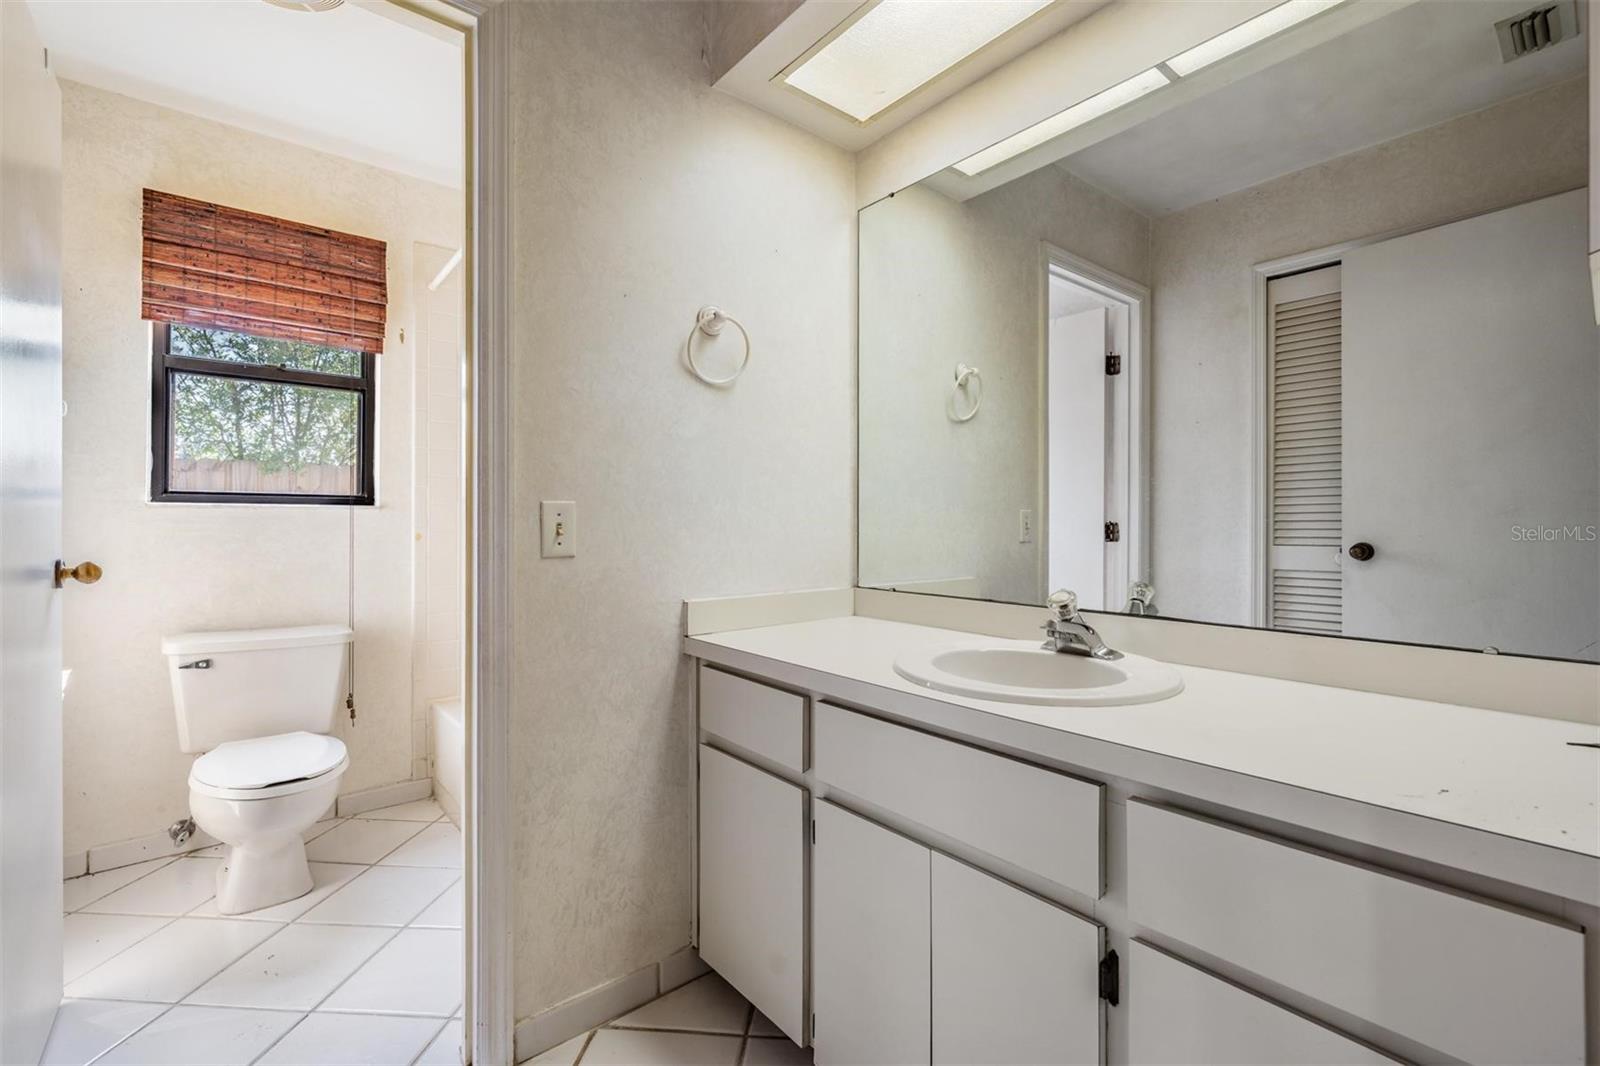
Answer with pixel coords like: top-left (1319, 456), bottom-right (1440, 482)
top-left (1347, 542), bottom-right (1376, 562)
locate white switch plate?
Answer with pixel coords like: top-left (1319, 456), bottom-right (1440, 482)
top-left (1019, 508), bottom-right (1034, 544)
top-left (541, 500), bottom-right (576, 558)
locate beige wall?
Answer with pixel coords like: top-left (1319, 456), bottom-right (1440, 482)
top-left (506, 0), bottom-right (855, 1024)
top-left (1148, 77), bottom-right (1588, 624)
top-left (859, 167), bottom-right (1149, 604)
top-left (60, 82), bottom-right (461, 856)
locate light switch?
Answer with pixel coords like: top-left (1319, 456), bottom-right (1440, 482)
top-left (541, 500), bottom-right (576, 558)
top-left (1019, 508), bottom-right (1034, 544)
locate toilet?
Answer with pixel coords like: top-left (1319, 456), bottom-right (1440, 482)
top-left (163, 624), bottom-right (354, 915)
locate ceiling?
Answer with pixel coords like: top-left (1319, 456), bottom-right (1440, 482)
top-left (27, 0), bottom-right (463, 188)
top-left (1057, 0), bottom-right (1586, 216)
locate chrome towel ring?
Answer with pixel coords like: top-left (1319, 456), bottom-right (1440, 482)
top-left (687, 306), bottom-right (751, 386)
top-left (950, 362), bottom-right (982, 422)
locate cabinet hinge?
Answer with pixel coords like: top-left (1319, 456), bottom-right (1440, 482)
top-left (1106, 351), bottom-right (1122, 375)
top-left (1098, 949), bottom-right (1120, 1006)
top-left (1104, 521), bottom-right (1121, 543)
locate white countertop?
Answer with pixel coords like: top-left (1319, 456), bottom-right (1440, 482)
top-left (687, 615), bottom-right (1600, 900)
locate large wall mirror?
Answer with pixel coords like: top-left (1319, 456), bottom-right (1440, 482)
top-left (859, 0), bottom-right (1598, 662)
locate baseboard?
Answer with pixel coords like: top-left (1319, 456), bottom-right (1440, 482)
top-left (335, 778), bottom-right (433, 817)
top-left (64, 850), bottom-right (88, 880)
top-left (434, 777), bottom-right (462, 828)
top-left (512, 946), bottom-right (708, 1061)
top-left (85, 824), bottom-right (222, 875)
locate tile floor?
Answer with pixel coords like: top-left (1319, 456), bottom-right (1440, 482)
top-left (46, 798), bottom-right (463, 1066)
top-left (524, 974), bottom-right (812, 1066)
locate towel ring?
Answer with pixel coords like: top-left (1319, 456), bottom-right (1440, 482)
top-left (686, 306), bottom-right (750, 386)
top-left (950, 363), bottom-right (983, 422)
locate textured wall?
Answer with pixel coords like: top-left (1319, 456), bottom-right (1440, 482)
top-left (1148, 77), bottom-right (1588, 625)
top-left (59, 83), bottom-right (461, 855)
top-left (506, 0), bottom-right (855, 1022)
top-left (859, 167), bottom-right (1149, 605)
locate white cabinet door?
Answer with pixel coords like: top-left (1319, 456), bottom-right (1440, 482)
top-left (932, 854), bottom-right (1103, 1065)
top-left (812, 801), bottom-right (930, 1066)
top-left (697, 746), bottom-right (806, 1044)
top-left (1128, 941), bottom-right (1396, 1065)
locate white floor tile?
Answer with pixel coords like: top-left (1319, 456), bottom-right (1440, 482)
top-left (408, 879), bottom-right (462, 929)
top-left (66, 918), bottom-right (280, 1003)
top-left (580, 1029), bottom-right (742, 1066)
top-left (520, 1031), bottom-right (588, 1066)
top-left (94, 1005), bottom-right (301, 1065)
top-left (320, 928), bottom-right (462, 1016)
top-left (299, 867), bottom-right (459, 928)
top-left (305, 820), bottom-right (426, 865)
top-left (63, 913), bottom-right (169, 984)
top-left (185, 924), bottom-right (396, 1012)
top-left (255, 1011), bottom-right (443, 1065)
top-left (187, 863), bottom-right (366, 922)
top-left (612, 974), bottom-right (749, 1035)
top-left (62, 859), bottom-right (174, 914)
top-left (743, 1037), bottom-right (813, 1066)
top-left (38, 999), bottom-right (167, 1065)
top-left (79, 857), bottom-right (223, 917)
top-left (749, 1011), bottom-right (782, 1038)
top-left (357, 799), bottom-right (444, 822)
top-left (415, 1018), bottom-right (463, 1066)
top-left (304, 818), bottom-right (345, 843)
top-left (378, 823), bottom-right (460, 869)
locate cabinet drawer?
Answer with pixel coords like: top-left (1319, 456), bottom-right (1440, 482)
top-left (1128, 940), bottom-right (1394, 1065)
top-left (813, 702), bottom-right (1103, 896)
top-left (698, 665), bottom-right (805, 773)
top-left (698, 746), bottom-right (806, 1044)
top-left (1127, 801), bottom-right (1586, 1065)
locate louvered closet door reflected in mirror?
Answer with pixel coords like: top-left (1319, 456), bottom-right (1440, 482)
top-left (1265, 265), bottom-right (1343, 636)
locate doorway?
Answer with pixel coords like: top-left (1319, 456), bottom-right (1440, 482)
top-left (1043, 248), bottom-right (1148, 612)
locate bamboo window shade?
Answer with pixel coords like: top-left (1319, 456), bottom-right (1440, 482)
top-left (141, 188), bottom-right (387, 354)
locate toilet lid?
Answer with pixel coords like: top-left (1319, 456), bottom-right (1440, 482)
top-left (191, 731), bottom-right (347, 791)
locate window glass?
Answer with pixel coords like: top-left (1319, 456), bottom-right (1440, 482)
top-left (169, 324), bottom-right (362, 378)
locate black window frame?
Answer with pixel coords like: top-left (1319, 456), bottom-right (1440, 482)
top-left (149, 321), bottom-right (377, 506)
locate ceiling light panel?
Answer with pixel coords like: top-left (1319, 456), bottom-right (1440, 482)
top-left (953, 67), bottom-right (1170, 176)
top-left (783, 0), bottom-right (1054, 123)
top-left (1166, 0), bottom-right (1346, 77)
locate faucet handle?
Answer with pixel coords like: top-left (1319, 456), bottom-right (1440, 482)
top-left (1046, 589), bottom-right (1079, 618)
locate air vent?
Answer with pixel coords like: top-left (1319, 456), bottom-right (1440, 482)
top-left (1495, 1), bottom-right (1581, 61)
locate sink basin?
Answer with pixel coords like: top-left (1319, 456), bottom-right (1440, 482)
top-left (894, 640), bottom-right (1183, 707)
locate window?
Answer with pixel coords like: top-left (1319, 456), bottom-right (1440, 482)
top-left (150, 322), bottom-right (375, 505)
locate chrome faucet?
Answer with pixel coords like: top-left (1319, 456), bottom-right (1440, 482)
top-left (1041, 589), bottom-right (1122, 661)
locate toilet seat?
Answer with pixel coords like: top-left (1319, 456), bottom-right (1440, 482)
top-left (190, 731), bottom-right (348, 801)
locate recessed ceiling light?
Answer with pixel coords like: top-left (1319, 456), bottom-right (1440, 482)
top-left (1165, 0), bottom-right (1346, 77)
top-left (783, 0), bottom-right (1054, 123)
top-left (952, 67), bottom-right (1171, 176)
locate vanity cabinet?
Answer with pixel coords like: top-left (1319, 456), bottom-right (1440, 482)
top-left (696, 744), bottom-right (806, 1044)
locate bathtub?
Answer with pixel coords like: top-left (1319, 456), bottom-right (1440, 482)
top-left (431, 698), bottom-right (464, 827)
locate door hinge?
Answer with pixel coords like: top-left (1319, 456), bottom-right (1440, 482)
top-left (810, 1012), bottom-right (817, 1042)
top-left (810, 819), bottom-right (816, 845)
top-left (1104, 521), bottom-right (1121, 543)
top-left (1098, 949), bottom-right (1120, 1005)
top-left (1106, 351), bottom-right (1122, 375)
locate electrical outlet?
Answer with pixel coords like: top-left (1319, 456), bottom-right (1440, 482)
top-left (540, 500), bottom-right (576, 558)
top-left (1019, 508), bottom-right (1034, 544)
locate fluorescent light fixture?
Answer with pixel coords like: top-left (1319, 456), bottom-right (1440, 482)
top-left (952, 67), bottom-right (1170, 176)
top-left (783, 0), bottom-right (1053, 123)
top-left (1166, 0), bottom-right (1346, 77)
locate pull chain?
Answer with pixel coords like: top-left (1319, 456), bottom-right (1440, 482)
top-left (346, 501), bottom-right (357, 726)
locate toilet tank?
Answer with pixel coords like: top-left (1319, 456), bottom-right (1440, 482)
top-left (163, 625), bottom-right (353, 753)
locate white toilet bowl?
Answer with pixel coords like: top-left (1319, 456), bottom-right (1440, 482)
top-left (188, 731), bottom-right (349, 915)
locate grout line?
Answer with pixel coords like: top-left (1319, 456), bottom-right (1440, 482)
top-left (298, 924), bottom-right (408, 1015)
top-left (604, 1024), bottom-right (754, 1037)
top-left (570, 1027), bottom-right (597, 1066)
top-left (64, 856), bottom-right (181, 913)
top-left (245, 1009), bottom-right (313, 1066)
top-left (408, 1015), bottom-right (456, 1066)
top-left (736, 1000), bottom-right (753, 1064)
top-left (64, 912), bottom-right (184, 990)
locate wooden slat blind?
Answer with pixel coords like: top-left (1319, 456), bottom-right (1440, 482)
top-left (141, 188), bottom-right (387, 353)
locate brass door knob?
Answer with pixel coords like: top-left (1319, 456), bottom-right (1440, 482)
top-left (54, 560), bottom-right (103, 587)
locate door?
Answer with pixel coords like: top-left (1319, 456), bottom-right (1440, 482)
top-left (1264, 265), bottom-right (1343, 635)
top-left (1, 3), bottom-right (64, 1061)
top-left (696, 746), bottom-right (806, 1045)
top-left (1047, 306), bottom-right (1108, 608)
top-left (1342, 191), bottom-right (1599, 658)
top-left (811, 801), bottom-right (930, 1066)
top-left (931, 853), bottom-right (1103, 1065)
